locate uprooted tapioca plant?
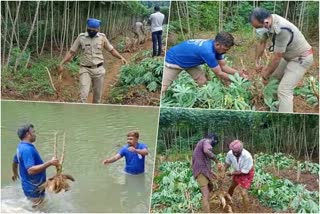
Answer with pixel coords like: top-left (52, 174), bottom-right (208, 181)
top-left (162, 67), bottom-right (252, 110)
top-left (119, 57), bottom-right (163, 92)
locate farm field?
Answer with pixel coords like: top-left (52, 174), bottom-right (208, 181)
top-left (162, 1), bottom-right (319, 113)
top-left (151, 153), bottom-right (319, 213)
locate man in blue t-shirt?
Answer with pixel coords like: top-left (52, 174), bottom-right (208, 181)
top-left (102, 131), bottom-right (148, 175)
top-left (162, 32), bottom-right (247, 92)
top-left (12, 124), bottom-right (59, 207)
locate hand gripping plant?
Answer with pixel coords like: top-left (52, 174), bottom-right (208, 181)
top-left (210, 165), bottom-right (233, 213)
top-left (39, 132), bottom-right (75, 193)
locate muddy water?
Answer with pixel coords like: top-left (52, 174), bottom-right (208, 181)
top-left (1, 101), bottom-right (159, 213)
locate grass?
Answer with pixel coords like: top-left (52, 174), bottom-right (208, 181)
top-left (2, 54), bottom-right (80, 99)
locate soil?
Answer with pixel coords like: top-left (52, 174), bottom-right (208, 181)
top-left (209, 175), bottom-right (273, 213)
top-left (264, 167), bottom-right (319, 192)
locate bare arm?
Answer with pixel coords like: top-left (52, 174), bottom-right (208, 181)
top-left (203, 142), bottom-right (218, 163)
top-left (134, 148), bottom-right (149, 156)
top-left (60, 51), bottom-right (76, 66)
top-left (255, 40), bottom-right (267, 65)
top-left (262, 52), bottom-right (282, 79)
top-left (224, 163), bottom-right (231, 172)
top-left (27, 158), bottom-right (59, 175)
top-left (110, 49), bottom-right (128, 64)
top-left (211, 66), bottom-right (230, 81)
top-left (218, 60), bottom-right (243, 75)
top-left (103, 154), bottom-right (122, 164)
top-left (12, 162), bottom-right (19, 181)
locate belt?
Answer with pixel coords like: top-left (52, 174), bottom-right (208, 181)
top-left (81, 63), bottom-right (103, 68)
top-left (301, 48), bottom-right (313, 57)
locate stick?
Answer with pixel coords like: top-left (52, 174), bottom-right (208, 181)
top-left (297, 161), bottom-right (301, 182)
top-left (264, 49), bottom-right (271, 64)
top-left (45, 66), bottom-right (57, 92)
top-left (53, 131), bottom-right (58, 159)
top-left (240, 58), bottom-right (245, 70)
top-left (60, 132), bottom-right (66, 165)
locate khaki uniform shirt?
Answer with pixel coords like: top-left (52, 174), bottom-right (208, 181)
top-left (260, 14), bottom-right (311, 60)
top-left (70, 32), bottom-right (114, 66)
top-left (133, 22), bottom-right (144, 32)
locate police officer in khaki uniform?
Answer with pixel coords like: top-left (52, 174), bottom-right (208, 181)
top-left (250, 8), bottom-right (314, 113)
top-left (59, 18), bottom-right (128, 103)
top-left (132, 21), bottom-right (145, 43)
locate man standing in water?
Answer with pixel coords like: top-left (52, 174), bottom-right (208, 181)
top-left (102, 131), bottom-right (148, 175)
top-left (224, 140), bottom-right (254, 212)
top-left (12, 124), bottom-right (59, 207)
top-left (192, 133), bottom-right (223, 213)
top-left (59, 18), bottom-right (128, 104)
top-left (149, 5), bottom-right (165, 57)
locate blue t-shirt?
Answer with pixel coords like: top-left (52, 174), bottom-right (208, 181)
top-left (166, 39), bottom-right (224, 68)
top-left (13, 142), bottom-right (46, 198)
top-left (118, 142), bottom-right (147, 175)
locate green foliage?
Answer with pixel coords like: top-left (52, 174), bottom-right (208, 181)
top-left (251, 153), bottom-right (319, 213)
top-left (294, 76), bottom-right (319, 106)
top-left (2, 56), bottom-right (60, 96)
top-left (263, 78), bottom-right (280, 111)
top-left (151, 161), bottom-right (202, 213)
top-left (162, 69), bottom-right (252, 110)
top-left (152, 154), bottom-right (320, 213)
top-left (65, 56), bottom-right (80, 76)
top-left (119, 58), bottom-right (163, 92)
top-left (116, 39), bottom-right (126, 53)
top-left (8, 47), bottom-right (31, 69)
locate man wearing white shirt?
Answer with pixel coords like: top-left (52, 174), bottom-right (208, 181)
top-left (224, 140), bottom-right (254, 211)
top-left (149, 5), bottom-right (165, 57)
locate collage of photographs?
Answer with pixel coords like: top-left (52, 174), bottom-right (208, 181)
top-left (1, 0), bottom-right (319, 213)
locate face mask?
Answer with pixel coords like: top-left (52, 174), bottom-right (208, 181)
top-left (87, 29), bottom-right (97, 38)
top-left (255, 28), bottom-right (269, 36)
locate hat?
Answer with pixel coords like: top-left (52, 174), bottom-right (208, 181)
top-left (229, 140), bottom-right (243, 153)
top-left (87, 18), bottom-right (101, 29)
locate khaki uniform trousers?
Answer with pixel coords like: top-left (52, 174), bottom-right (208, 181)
top-left (79, 65), bottom-right (105, 103)
top-left (271, 54), bottom-right (313, 112)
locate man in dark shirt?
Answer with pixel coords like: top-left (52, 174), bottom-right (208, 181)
top-left (192, 133), bottom-right (222, 213)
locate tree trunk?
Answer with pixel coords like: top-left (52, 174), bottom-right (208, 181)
top-left (14, 1), bottom-right (40, 72)
top-left (6, 1), bottom-right (21, 68)
top-left (40, 2), bottom-right (49, 56)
